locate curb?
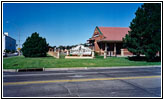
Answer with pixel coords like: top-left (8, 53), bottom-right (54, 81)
top-left (87, 65), bottom-right (161, 70)
top-left (44, 67), bottom-right (88, 71)
top-left (3, 65), bottom-right (161, 72)
top-left (3, 69), bottom-right (17, 72)
top-left (44, 65), bottom-right (161, 71)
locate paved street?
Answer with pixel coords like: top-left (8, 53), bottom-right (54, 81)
top-left (3, 66), bottom-right (161, 97)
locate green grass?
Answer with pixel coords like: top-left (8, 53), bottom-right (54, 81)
top-left (3, 55), bottom-right (161, 69)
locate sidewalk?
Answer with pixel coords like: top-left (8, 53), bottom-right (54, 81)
top-left (3, 65), bottom-right (161, 72)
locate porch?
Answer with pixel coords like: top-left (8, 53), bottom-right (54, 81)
top-left (97, 41), bottom-right (123, 56)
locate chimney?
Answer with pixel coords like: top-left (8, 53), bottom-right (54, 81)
top-left (4, 32), bottom-right (8, 36)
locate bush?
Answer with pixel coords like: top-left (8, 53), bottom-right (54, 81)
top-left (95, 52), bottom-right (99, 56)
top-left (4, 49), bottom-right (10, 53)
top-left (22, 32), bottom-right (49, 57)
top-left (11, 50), bottom-right (15, 53)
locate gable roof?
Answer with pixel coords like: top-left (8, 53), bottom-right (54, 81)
top-left (97, 27), bottom-right (130, 41)
top-left (3, 34), bottom-right (16, 41)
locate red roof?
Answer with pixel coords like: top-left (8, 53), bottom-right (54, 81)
top-left (98, 27), bottom-right (130, 41)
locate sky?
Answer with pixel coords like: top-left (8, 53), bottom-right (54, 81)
top-left (3, 3), bottom-right (142, 48)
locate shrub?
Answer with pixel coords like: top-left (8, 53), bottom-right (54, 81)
top-left (22, 32), bottom-right (49, 57)
top-left (4, 49), bottom-right (10, 53)
top-left (11, 50), bottom-right (15, 53)
top-left (95, 52), bottom-right (99, 56)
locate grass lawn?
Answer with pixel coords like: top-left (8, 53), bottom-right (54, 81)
top-left (3, 55), bottom-right (161, 69)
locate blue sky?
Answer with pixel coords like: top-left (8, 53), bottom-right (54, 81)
top-left (3, 3), bottom-right (142, 47)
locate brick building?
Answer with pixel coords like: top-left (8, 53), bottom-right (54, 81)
top-left (88, 26), bottom-right (133, 56)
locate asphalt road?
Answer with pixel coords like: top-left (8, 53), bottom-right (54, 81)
top-left (3, 66), bottom-right (161, 97)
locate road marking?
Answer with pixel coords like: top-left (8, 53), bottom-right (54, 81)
top-left (4, 75), bottom-right (160, 86)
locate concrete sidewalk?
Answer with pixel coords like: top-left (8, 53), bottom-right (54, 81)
top-left (3, 65), bottom-right (161, 72)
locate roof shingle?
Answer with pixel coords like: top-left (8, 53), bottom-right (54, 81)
top-left (98, 27), bottom-right (130, 41)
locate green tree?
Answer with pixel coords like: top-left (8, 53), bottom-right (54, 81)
top-left (58, 45), bottom-right (65, 50)
top-left (123, 3), bottom-right (161, 61)
top-left (142, 3), bottom-right (161, 61)
top-left (66, 45), bottom-right (71, 49)
top-left (22, 32), bottom-right (49, 57)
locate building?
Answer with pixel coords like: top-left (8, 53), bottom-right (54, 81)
top-left (88, 26), bottom-right (133, 56)
top-left (3, 32), bottom-right (16, 52)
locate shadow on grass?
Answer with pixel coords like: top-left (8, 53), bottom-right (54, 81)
top-left (127, 56), bottom-right (161, 62)
top-left (95, 55), bottom-right (104, 59)
top-left (24, 55), bottom-right (53, 59)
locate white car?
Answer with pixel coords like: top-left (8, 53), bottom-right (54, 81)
top-left (13, 52), bottom-right (19, 56)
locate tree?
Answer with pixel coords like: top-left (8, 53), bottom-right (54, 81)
top-left (142, 3), bottom-right (161, 61)
top-left (123, 3), bottom-right (161, 61)
top-left (58, 45), bottom-right (65, 50)
top-left (66, 45), bottom-right (71, 49)
top-left (22, 32), bottom-right (49, 57)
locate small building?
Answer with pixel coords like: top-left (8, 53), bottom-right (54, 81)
top-left (88, 26), bottom-right (133, 56)
top-left (3, 32), bottom-right (16, 52)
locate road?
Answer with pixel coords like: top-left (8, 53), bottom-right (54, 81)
top-left (3, 66), bottom-right (161, 97)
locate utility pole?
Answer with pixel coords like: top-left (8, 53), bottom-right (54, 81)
top-left (18, 31), bottom-right (21, 56)
top-left (19, 32), bottom-right (20, 48)
top-left (7, 21), bottom-right (21, 56)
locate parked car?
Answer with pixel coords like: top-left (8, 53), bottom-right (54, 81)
top-left (13, 52), bottom-right (19, 56)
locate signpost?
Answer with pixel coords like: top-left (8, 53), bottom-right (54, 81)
top-left (17, 48), bottom-right (21, 56)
